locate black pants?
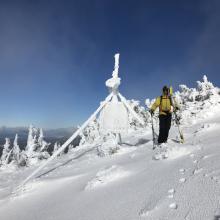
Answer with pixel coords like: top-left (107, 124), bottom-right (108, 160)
top-left (158, 114), bottom-right (172, 144)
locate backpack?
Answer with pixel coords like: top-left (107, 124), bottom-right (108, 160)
top-left (160, 95), bottom-right (173, 112)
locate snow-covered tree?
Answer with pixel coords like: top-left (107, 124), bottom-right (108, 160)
top-left (52, 142), bottom-right (65, 156)
top-left (4, 134), bottom-right (27, 167)
top-left (38, 128), bottom-right (50, 152)
top-left (196, 75), bottom-right (216, 101)
top-left (18, 151), bottom-right (28, 166)
top-left (79, 119), bottom-right (100, 146)
top-left (176, 75), bottom-right (220, 124)
top-left (178, 85), bottom-right (198, 103)
top-left (0, 135), bottom-right (27, 167)
top-left (79, 100), bottom-right (149, 150)
top-left (26, 125), bottom-right (38, 155)
top-left (1, 138), bottom-right (12, 164)
top-left (53, 142), bottom-right (60, 152)
top-left (26, 125), bottom-right (50, 164)
top-left (127, 99), bottom-right (150, 129)
top-left (178, 75), bottom-right (219, 104)
top-left (11, 134), bottom-right (20, 162)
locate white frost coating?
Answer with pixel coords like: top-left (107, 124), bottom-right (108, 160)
top-left (53, 142), bottom-right (60, 153)
top-left (105, 53), bottom-right (121, 91)
top-left (26, 125), bottom-right (38, 155)
top-left (19, 92), bottom-right (113, 187)
top-left (1, 138), bottom-right (11, 163)
top-left (13, 134), bottom-right (19, 148)
top-left (112, 53), bottom-right (120, 79)
top-left (102, 53), bottom-right (145, 133)
top-left (118, 93), bottom-right (145, 126)
top-left (2, 75), bottom-right (220, 220)
top-left (102, 53), bottom-right (129, 133)
top-left (12, 134), bottom-right (21, 162)
top-left (99, 102), bottom-right (129, 134)
top-left (145, 99), bottom-right (151, 108)
top-left (39, 128), bottom-right (50, 152)
top-left (38, 128), bottom-right (44, 147)
top-left (19, 53), bottom-right (145, 187)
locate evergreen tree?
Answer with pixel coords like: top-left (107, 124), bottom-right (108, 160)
top-left (1, 138), bottom-right (12, 164)
top-left (11, 134), bottom-right (21, 163)
top-left (38, 128), bottom-right (50, 152)
top-left (26, 125), bottom-right (38, 155)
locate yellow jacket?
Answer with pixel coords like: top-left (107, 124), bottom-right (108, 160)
top-left (151, 95), bottom-right (176, 115)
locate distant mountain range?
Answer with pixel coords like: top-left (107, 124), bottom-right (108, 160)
top-left (0, 126), bottom-right (79, 148)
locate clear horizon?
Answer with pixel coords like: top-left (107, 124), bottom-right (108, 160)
top-left (0, 0), bottom-right (220, 128)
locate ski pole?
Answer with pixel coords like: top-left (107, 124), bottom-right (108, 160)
top-left (150, 112), bottom-right (157, 149)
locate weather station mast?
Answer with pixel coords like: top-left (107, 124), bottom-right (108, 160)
top-left (19, 53), bottom-right (145, 188)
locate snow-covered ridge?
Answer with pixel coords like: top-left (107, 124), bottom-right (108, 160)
top-left (0, 76), bottom-right (220, 220)
top-left (0, 75), bottom-right (220, 169)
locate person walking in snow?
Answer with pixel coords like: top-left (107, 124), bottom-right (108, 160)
top-left (150, 86), bottom-right (178, 145)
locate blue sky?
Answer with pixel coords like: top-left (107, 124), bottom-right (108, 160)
top-left (0, 0), bottom-right (220, 128)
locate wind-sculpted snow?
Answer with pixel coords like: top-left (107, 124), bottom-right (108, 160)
top-left (0, 76), bottom-right (220, 220)
top-left (85, 165), bottom-right (130, 190)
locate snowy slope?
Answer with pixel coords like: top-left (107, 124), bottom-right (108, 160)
top-left (1, 79), bottom-right (220, 220)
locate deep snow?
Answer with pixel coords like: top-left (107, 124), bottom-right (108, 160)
top-left (0, 78), bottom-right (220, 220)
top-left (1, 116), bottom-right (220, 219)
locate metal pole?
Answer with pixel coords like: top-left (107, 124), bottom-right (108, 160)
top-left (150, 113), bottom-right (157, 149)
top-left (19, 92), bottom-right (113, 188)
top-left (118, 92), bottom-right (145, 126)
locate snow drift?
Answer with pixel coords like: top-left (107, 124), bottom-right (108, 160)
top-left (0, 75), bottom-right (220, 220)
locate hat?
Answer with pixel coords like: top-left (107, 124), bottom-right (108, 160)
top-left (162, 85), bottom-right (169, 92)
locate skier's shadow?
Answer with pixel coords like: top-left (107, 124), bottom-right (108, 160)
top-left (36, 147), bottom-right (95, 179)
top-left (121, 138), bottom-right (150, 147)
top-left (214, 215), bottom-right (220, 220)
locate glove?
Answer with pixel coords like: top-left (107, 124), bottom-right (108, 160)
top-left (149, 109), bottom-right (154, 115)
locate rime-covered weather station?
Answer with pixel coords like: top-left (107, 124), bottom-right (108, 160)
top-left (100, 53), bottom-right (145, 143)
top-left (20, 53), bottom-right (145, 187)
